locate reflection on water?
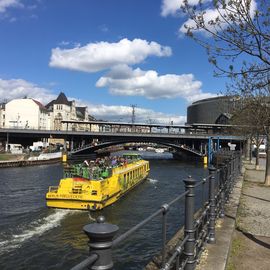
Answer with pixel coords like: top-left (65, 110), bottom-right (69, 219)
top-left (0, 152), bottom-right (208, 270)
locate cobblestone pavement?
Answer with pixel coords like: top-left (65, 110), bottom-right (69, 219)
top-left (227, 177), bottom-right (270, 270)
top-left (237, 182), bottom-right (270, 237)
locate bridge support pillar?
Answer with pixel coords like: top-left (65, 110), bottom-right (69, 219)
top-left (70, 137), bottom-right (74, 151)
top-left (5, 132), bottom-right (9, 152)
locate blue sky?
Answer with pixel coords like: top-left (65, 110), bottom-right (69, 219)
top-left (0, 0), bottom-right (229, 124)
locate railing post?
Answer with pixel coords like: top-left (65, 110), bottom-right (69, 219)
top-left (183, 176), bottom-right (196, 270)
top-left (231, 155), bottom-right (235, 181)
top-left (219, 163), bottom-right (225, 218)
top-left (230, 156), bottom-right (234, 193)
top-left (161, 203), bottom-right (169, 268)
top-left (83, 216), bottom-right (119, 270)
top-left (238, 152), bottom-right (242, 175)
top-left (208, 166), bottom-right (216, 244)
top-left (224, 163), bottom-right (229, 203)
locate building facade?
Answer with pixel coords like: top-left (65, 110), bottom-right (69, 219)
top-left (0, 103), bottom-right (5, 128)
top-left (5, 98), bottom-right (50, 129)
top-left (45, 92), bottom-right (98, 131)
top-left (187, 96), bottom-right (234, 125)
top-left (1, 92), bottom-right (98, 131)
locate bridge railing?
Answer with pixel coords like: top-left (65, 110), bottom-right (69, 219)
top-left (70, 152), bottom-right (241, 270)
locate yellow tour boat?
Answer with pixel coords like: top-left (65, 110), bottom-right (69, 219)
top-left (46, 153), bottom-right (150, 210)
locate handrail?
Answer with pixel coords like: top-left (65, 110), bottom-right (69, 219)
top-left (113, 207), bottom-right (163, 246)
top-left (160, 235), bottom-right (189, 270)
top-left (113, 189), bottom-right (189, 247)
top-left (70, 254), bottom-right (98, 270)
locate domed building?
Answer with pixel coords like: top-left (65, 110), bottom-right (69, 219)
top-left (187, 96), bottom-right (235, 125)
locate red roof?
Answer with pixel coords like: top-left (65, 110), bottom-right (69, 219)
top-left (32, 99), bottom-right (48, 111)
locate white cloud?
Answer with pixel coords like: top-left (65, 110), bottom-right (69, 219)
top-left (0, 77), bottom-right (186, 124)
top-left (0, 78), bottom-right (56, 104)
top-left (161, 0), bottom-right (209, 17)
top-left (58, 40), bottom-right (70, 46)
top-left (178, 0), bottom-right (257, 34)
top-left (99, 24), bottom-right (109, 32)
top-left (86, 103), bottom-right (187, 125)
top-left (0, 0), bottom-right (23, 13)
top-left (161, 0), bottom-right (257, 35)
top-left (96, 64), bottom-right (215, 102)
top-left (49, 38), bottom-right (172, 73)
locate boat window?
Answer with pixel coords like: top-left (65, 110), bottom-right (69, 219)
top-left (124, 174), bottom-right (126, 181)
top-left (91, 190), bottom-right (97, 195)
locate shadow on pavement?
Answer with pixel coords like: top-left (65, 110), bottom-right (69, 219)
top-left (242, 192), bottom-right (270, 203)
top-left (236, 228), bottom-right (270, 250)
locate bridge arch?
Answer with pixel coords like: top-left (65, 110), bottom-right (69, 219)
top-left (70, 138), bottom-right (204, 157)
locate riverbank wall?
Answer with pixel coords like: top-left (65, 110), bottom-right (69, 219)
top-left (0, 157), bottom-right (61, 168)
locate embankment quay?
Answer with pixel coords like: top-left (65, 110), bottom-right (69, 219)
top-left (0, 158), bottom-right (60, 168)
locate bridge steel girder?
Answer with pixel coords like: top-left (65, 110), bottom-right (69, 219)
top-left (0, 128), bottom-right (245, 153)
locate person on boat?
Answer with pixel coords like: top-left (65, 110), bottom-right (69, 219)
top-left (111, 157), bottom-right (117, 167)
top-left (84, 160), bottom-right (90, 166)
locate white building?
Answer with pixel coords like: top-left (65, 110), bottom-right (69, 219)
top-left (3, 93), bottom-right (98, 132)
top-left (5, 98), bottom-right (50, 129)
top-left (0, 103), bottom-right (5, 128)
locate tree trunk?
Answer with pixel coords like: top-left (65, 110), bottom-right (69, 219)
top-left (249, 139), bottom-right (252, 163)
top-left (255, 148), bottom-right (260, 170)
top-left (245, 137), bottom-right (251, 161)
top-left (264, 133), bottom-right (270, 186)
top-left (255, 135), bottom-right (260, 170)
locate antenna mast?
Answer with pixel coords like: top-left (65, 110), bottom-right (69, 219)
top-left (131, 104), bottom-right (137, 124)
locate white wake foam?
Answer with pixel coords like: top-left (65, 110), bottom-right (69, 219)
top-left (0, 209), bottom-right (73, 253)
top-left (148, 178), bottom-right (158, 184)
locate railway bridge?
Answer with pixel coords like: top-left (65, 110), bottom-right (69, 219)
top-left (0, 120), bottom-right (245, 160)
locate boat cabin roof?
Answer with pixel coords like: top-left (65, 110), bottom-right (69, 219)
top-left (123, 153), bottom-right (141, 159)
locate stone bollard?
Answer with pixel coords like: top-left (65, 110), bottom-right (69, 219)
top-left (83, 216), bottom-right (119, 270)
top-left (183, 176), bottom-right (196, 270)
top-left (208, 166), bottom-right (216, 244)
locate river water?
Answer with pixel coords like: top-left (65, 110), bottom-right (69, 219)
top-left (0, 151), bottom-right (208, 270)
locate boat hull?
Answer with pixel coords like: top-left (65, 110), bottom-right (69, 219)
top-left (46, 158), bottom-right (149, 210)
top-left (46, 175), bottom-right (148, 210)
